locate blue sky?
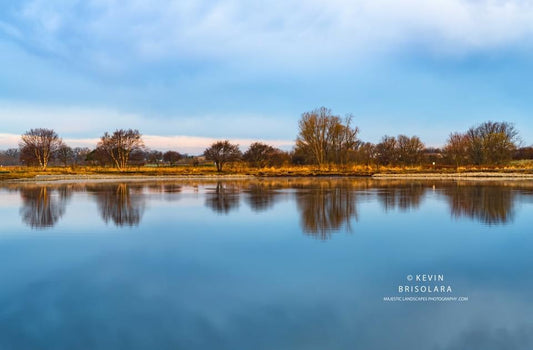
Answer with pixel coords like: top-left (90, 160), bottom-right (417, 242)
top-left (1, 0), bottom-right (533, 153)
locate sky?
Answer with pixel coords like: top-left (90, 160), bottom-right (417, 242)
top-left (1, 0), bottom-right (533, 153)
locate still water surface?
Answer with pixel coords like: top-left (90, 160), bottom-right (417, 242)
top-left (0, 178), bottom-right (532, 349)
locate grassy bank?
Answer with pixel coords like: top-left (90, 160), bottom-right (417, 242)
top-left (0, 164), bottom-right (373, 180)
top-left (3, 162), bottom-right (533, 181)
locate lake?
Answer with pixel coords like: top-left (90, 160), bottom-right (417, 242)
top-left (0, 178), bottom-right (532, 350)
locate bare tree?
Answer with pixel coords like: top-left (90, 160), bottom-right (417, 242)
top-left (146, 150), bottom-right (163, 165)
top-left (397, 135), bottom-right (425, 166)
top-left (444, 132), bottom-right (469, 167)
top-left (86, 147), bottom-right (112, 166)
top-left (203, 140), bottom-right (242, 172)
top-left (514, 147), bottom-right (533, 160)
top-left (329, 114), bottom-right (360, 164)
top-left (0, 148), bottom-right (20, 165)
top-left (56, 143), bottom-right (74, 167)
top-left (353, 142), bottom-right (376, 166)
top-left (97, 129), bottom-right (144, 170)
top-left (465, 127), bottom-right (484, 165)
top-left (243, 142), bottom-right (286, 168)
top-left (72, 147), bottom-right (91, 165)
top-left (296, 107), bottom-right (334, 166)
top-left (478, 121), bottom-right (519, 165)
top-left (163, 151), bottom-right (182, 165)
top-left (375, 136), bottom-right (398, 166)
top-left (465, 121), bottom-right (520, 165)
top-left (295, 107), bottom-right (359, 166)
top-left (19, 128), bottom-right (63, 170)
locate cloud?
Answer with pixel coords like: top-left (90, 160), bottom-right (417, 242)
top-left (0, 101), bottom-right (295, 153)
top-left (3, 0), bottom-right (533, 74)
top-left (0, 134), bottom-right (19, 148)
top-left (2, 1), bottom-right (533, 148)
top-left (142, 135), bottom-right (293, 153)
top-left (0, 101), bottom-right (297, 142)
top-left (0, 133), bottom-right (293, 154)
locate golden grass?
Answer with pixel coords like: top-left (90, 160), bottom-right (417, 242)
top-left (2, 162), bottom-right (533, 181)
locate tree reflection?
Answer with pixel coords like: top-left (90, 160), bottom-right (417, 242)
top-left (19, 186), bottom-right (71, 229)
top-left (90, 184), bottom-right (146, 227)
top-left (205, 182), bottom-right (240, 214)
top-left (10, 179), bottom-right (527, 234)
top-left (442, 184), bottom-right (515, 225)
top-left (376, 183), bottom-right (426, 212)
top-left (244, 183), bottom-right (283, 212)
top-left (146, 183), bottom-right (182, 201)
top-left (296, 182), bottom-right (359, 240)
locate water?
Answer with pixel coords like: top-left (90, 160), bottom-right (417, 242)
top-left (0, 178), bottom-right (532, 350)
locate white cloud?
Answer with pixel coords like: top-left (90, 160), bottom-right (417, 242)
top-left (0, 102), bottom-right (295, 153)
top-left (0, 133), bottom-right (293, 154)
top-left (0, 101), bottom-right (297, 140)
top-left (4, 0), bottom-right (533, 72)
top-left (0, 134), bottom-right (20, 148)
top-left (142, 135), bottom-right (293, 153)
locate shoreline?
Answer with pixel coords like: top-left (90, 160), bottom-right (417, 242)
top-left (371, 172), bottom-right (533, 180)
top-left (3, 172), bottom-right (533, 184)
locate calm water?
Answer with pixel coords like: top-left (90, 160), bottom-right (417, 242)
top-left (1, 178), bottom-right (533, 350)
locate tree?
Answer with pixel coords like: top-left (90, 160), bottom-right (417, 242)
top-left (72, 147), bottom-right (91, 165)
top-left (514, 146), bottom-right (533, 160)
top-left (19, 128), bottom-right (62, 170)
top-left (86, 148), bottom-right (112, 166)
top-left (0, 148), bottom-right (20, 165)
top-left (479, 121), bottom-right (519, 165)
top-left (203, 140), bottom-right (242, 172)
top-left (146, 150), bottom-right (163, 165)
top-left (375, 136), bottom-right (398, 166)
top-left (97, 129), bottom-right (144, 170)
top-left (129, 149), bottom-right (147, 166)
top-left (353, 142), bottom-right (376, 166)
top-left (243, 142), bottom-right (284, 168)
top-left (328, 114), bottom-right (360, 164)
top-left (56, 143), bottom-right (74, 166)
top-left (163, 151), bottom-right (182, 165)
top-left (295, 107), bottom-right (359, 166)
top-left (465, 121), bottom-right (519, 165)
top-left (443, 132), bottom-right (469, 167)
top-left (397, 135), bottom-right (425, 166)
top-left (268, 149), bottom-right (291, 167)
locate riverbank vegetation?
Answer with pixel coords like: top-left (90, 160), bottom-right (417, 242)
top-left (2, 107), bottom-right (533, 179)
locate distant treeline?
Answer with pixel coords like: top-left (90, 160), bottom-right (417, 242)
top-left (1, 107), bottom-right (531, 171)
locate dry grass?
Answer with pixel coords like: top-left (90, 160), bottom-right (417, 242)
top-left (2, 162), bottom-right (533, 181)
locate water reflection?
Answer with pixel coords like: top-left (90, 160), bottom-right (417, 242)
top-left (442, 184), bottom-right (516, 225)
top-left (7, 179), bottom-right (533, 231)
top-left (88, 184), bottom-right (146, 227)
top-left (146, 183), bottom-right (183, 200)
top-left (296, 182), bottom-right (359, 239)
top-left (244, 182), bottom-right (284, 212)
top-left (205, 182), bottom-right (240, 214)
top-left (19, 186), bottom-right (71, 229)
top-left (3, 179), bottom-right (533, 349)
top-left (376, 183), bottom-right (426, 212)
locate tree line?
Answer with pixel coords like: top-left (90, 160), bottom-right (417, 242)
top-left (2, 107), bottom-right (529, 171)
